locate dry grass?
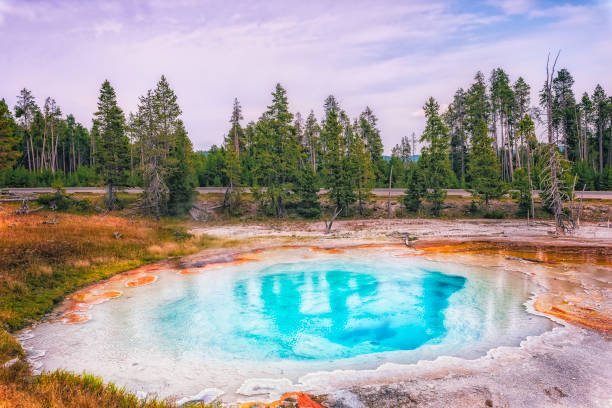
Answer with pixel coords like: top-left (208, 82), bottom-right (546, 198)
top-left (0, 203), bottom-right (218, 407)
top-left (0, 368), bottom-right (216, 408)
top-left (0, 205), bottom-right (212, 330)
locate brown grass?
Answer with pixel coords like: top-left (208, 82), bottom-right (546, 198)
top-left (0, 203), bottom-right (218, 407)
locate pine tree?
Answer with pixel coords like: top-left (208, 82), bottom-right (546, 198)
top-left (445, 89), bottom-right (467, 183)
top-left (304, 110), bottom-right (319, 172)
top-left (419, 97), bottom-right (451, 216)
top-left (295, 165), bottom-right (321, 218)
top-left (592, 85), bottom-right (607, 173)
top-left (465, 72), bottom-right (490, 136)
top-left (348, 131), bottom-right (374, 215)
top-left (513, 168), bottom-right (532, 217)
top-left (403, 162), bottom-right (425, 212)
top-left (0, 99), bottom-right (21, 171)
top-left (251, 84), bottom-right (298, 217)
top-left (357, 107), bottom-right (384, 184)
top-left (133, 75), bottom-right (193, 217)
top-left (322, 107), bottom-right (354, 214)
top-left (14, 88), bottom-right (38, 172)
top-left (553, 69), bottom-right (577, 161)
top-left (94, 80), bottom-right (129, 210)
top-left (468, 120), bottom-right (506, 207)
top-left (166, 120), bottom-right (195, 215)
top-left (392, 135), bottom-right (412, 163)
top-left (227, 97), bottom-right (244, 154)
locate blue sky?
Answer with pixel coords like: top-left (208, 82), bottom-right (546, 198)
top-left (1, 0), bottom-right (611, 152)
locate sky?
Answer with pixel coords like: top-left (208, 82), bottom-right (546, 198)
top-left (1, 0), bottom-right (611, 153)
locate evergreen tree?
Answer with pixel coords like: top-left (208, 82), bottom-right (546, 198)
top-left (419, 97), bottom-right (451, 216)
top-left (468, 120), bottom-right (506, 207)
top-left (14, 88), bottom-right (38, 172)
top-left (322, 107), bottom-right (354, 214)
top-left (392, 135), bottom-right (412, 163)
top-left (166, 120), bottom-right (196, 215)
top-left (403, 162), bottom-right (425, 212)
top-left (348, 131), bottom-right (374, 215)
top-left (357, 107), bottom-right (384, 184)
top-left (553, 69), bottom-right (577, 160)
top-left (445, 89), bottom-right (467, 183)
top-left (295, 165), bottom-right (321, 218)
top-left (592, 85), bottom-right (607, 172)
top-left (304, 110), bottom-right (319, 172)
top-left (0, 99), bottom-right (21, 171)
top-left (227, 97), bottom-right (244, 154)
top-left (133, 75), bottom-right (193, 217)
top-left (251, 84), bottom-right (298, 217)
top-left (94, 80), bottom-right (129, 210)
top-left (513, 168), bottom-right (532, 217)
top-left (465, 72), bottom-right (490, 135)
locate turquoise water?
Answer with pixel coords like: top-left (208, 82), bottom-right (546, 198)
top-left (22, 250), bottom-right (557, 400)
top-left (154, 260), bottom-right (466, 360)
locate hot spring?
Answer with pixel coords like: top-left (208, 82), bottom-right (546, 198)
top-left (19, 245), bottom-right (556, 402)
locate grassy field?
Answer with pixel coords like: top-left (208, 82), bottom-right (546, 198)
top-left (0, 202), bottom-right (216, 407)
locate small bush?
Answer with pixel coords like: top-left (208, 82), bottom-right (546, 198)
top-left (37, 188), bottom-right (93, 212)
top-left (483, 210), bottom-right (505, 219)
top-left (468, 200), bottom-right (478, 214)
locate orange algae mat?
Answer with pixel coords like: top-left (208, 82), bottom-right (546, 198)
top-left (125, 275), bottom-right (158, 287)
top-left (62, 313), bottom-right (91, 324)
top-left (412, 239), bottom-right (612, 334)
top-left (241, 392), bottom-right (324, 408)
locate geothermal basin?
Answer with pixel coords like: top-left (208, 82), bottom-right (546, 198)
top-left (19, 245), bottom-right (563, 403)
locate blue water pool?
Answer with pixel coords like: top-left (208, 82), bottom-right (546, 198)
top-left (154, 260), bottom-right (466, 360)
top-left (21, 247), bottom-right (556, 400)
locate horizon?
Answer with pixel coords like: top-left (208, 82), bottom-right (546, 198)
top-left (1, 0), bottom-right (611, 153)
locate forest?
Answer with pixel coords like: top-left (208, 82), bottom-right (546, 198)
top-left (1, 66), bottom-right (611, 219)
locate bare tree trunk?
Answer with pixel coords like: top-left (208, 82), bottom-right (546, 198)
top-left (234, 126), bottom-right (239, 156)
top-left (387, 166), bottom-right (393, 219)
top-left (26, 139), bottom-right (32, 171)
top-left (545, 51), bottom-right (567, 235)
top-left (41, 117), bottom-right (48, 171)
top-left (526, 143), bottom-right (535, 220)
top-left (599, 126), bottom-right (603, 173)
top-left (507, 116), bottom-right (514, 181)
top-left (324, 207), bottom-right (342, 234)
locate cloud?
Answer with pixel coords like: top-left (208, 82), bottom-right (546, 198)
top-left (487, 0), bottom-right (534, 15)
top-left (94, 20), bottom-right (123, 37)
top-left (0, 0), bottom-right (610, 153)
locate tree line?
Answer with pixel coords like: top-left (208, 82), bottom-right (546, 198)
top-left (1, 76), bottom-right (194, 217)
top-left (1, 65), bottom-right (611, 219)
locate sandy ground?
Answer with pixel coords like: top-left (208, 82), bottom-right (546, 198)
top-left (185, 219), bottom-right (612, 408)
top-left (192, 218), bottom-right (612, 243)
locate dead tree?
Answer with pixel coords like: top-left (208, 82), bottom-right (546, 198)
top-left (542, 51), bottom-right (575, 235)
top-left (324, 207), bottom-right (342, 234)
top-left (15, 199), bottom-right (42, 215)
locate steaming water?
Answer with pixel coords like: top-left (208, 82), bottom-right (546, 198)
top-left (20, 247), bottom-right (556, 402)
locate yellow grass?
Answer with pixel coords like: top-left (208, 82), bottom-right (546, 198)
top-left (0, 204), bottom-right (217, 407)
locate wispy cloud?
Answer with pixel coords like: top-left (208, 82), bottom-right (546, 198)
top-left (94, 20), bottom-right (123, 36)
top-left (0, 0), bottom-right (610, 152)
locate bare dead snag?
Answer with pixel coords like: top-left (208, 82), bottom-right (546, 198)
top-left (405, 233), bottom-right (414, 247)
top-left (324, 207), bottom-right (342, 234)
top-left (576, 184), bottom-right (585, 226)
top-left (15, 200), bottom-right (43, 215)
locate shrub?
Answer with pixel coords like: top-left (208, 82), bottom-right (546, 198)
top-left (483, 210), bottom-right (505, 219)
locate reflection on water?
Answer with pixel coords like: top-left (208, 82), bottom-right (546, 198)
top-left (153, 261), bottom-right (466, 360)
